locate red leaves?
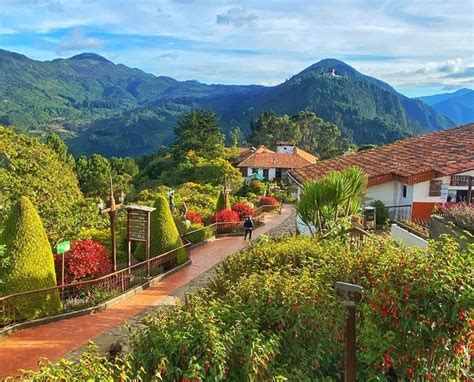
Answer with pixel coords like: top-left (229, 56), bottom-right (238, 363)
top-left (231, 202), bottom-right (255, 220)
top-left (54, 240), bottom-right (112, 284)
top-left (186, 210), bottom-right (203, 226)
top-left (258, 196), bottom-right (278, 207)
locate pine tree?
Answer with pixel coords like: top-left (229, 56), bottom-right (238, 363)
top-left (0, 196), bottom-right (62, 318)
top-left (135, 196), bottom-right (187, 264)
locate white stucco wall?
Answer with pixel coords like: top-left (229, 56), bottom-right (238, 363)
top-left (268, 168), bottom-right (276, 180)
top-left (391, 224), bottom-right (428, 248)
top-left (413, 170), bottom-right (474, 203)
top-left (364, 181), bottom-right (413, 207)
top-left (276, 145), bottom-right (294, 153)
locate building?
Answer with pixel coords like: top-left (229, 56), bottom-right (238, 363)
top-left (289, 124), bottom-right (474, 221)
top-left (237, 142), bottom-right (318, 182)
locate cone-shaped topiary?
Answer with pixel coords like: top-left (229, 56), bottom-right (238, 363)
top-left (135, 196), bottom-right (187, 264)
top-left (0, 196), bottom-right (62, 319)
top-left (215, 189), bottom-right (231, 212)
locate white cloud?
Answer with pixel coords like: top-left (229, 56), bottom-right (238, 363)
top-left (216, 8), bottom-right (257, 27)
top-left (57, 28), bottom-right (102, 54)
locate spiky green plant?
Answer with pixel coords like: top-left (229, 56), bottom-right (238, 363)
top-left (0, 196), bottom-right (62, 318)
top-left (296, 167), bottom-right (368, 236)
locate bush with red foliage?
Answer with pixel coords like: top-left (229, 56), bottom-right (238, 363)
top-left (54, 240), bottom-right (112, 284)
top-left (231, 202), bottom-right (255, 220)
top-left (258, 196), bottom-right (278, 207)
top-left (212, 209), bottom-right (240, 233)
top-left (186, 210), bottom-right (204, 226)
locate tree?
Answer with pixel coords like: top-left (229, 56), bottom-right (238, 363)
top-left (76, 154), bottom-right (113, 198)
top-left (230, 126), bottom-right (244, 147)
top-left (46, 132), bottom-right (75, 168)
top-left (0, 126), bottom-right (83, 243)
top-left (0, 196), bottom-right (62, 318)
top-left (296, 167), bottom-right (368, 236)
top-left (135, 196), bottom-right (187, 264)
top-left (216, 189), bottom-right (231, 212)
top-left (173, 109), bottom-right (225, 159)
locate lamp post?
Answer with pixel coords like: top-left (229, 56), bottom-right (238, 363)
top-left (98, 179), bottom-right (126, 272)
top-left (334, 282), bottom-right (363, 382)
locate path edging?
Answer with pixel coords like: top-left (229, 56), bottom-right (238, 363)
top-left (0, 259), bottom-right (192, 337)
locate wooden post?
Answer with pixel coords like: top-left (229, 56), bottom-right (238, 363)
top-left (61, 251), bottom-right (65, 302)
top-left (468, 176), bottom-right (473, 205)
top-left (127, 211), bottom-right (132, 269)
top-left (146, 209), bottom-right (151, 278)
top-left (345, 305), bottom-right (356, 382)
top-left (110, 210), bottom-right (117, 272)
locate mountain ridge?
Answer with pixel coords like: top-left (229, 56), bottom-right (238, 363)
top-left (0, 49), bottom-right (454, 157)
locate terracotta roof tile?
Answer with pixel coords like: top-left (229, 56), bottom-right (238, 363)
top-left (238, 146), bottom-right (317, 169)
top-left (290, 124), bottom-right (474, 186)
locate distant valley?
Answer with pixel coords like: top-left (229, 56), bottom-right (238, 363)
top-left (0, 49), bottom-right (458, 157)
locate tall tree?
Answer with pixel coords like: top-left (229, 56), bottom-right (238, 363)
top-left (173, 109), bottom-right (225, 159)
top-left (46, 133), bottom-right (75, 168)
top-left (76, 154), bottom-right (113, 198)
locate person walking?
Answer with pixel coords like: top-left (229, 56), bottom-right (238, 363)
top-left (244, 216), bottom-right (254, 240)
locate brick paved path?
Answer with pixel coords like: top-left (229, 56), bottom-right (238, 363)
top-left (0, 205), bottom-right (294, 378)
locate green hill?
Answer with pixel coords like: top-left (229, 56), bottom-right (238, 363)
top-left (0, 50), bottom-right (453, 156)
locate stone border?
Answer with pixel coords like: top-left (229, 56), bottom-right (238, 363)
top-left (0, 259), bottom-right (192, 337)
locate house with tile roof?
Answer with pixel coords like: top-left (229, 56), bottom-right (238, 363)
top-left (289, 124), bottom-right (474, 221)
top-left (237, 142), bottom-right (318, 182)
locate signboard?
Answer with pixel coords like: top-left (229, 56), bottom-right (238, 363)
top-left (57, 240), bottom-right (70, 254)
top-left (440, 183), bottom-right (449, 202)
top-left (429, 180), bottom-right (442, 196)
top-left (451, 175), bottom-right (471, 187)
top-left (129, 210), bottom-right (148, 242)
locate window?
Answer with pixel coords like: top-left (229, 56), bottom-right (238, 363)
top-left (402, 185), bottom-right (407, 198)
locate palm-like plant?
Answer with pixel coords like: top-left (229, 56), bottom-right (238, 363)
top-left (296, 167), bottom-right (368, 237)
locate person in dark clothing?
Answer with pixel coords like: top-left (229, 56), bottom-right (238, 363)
top-left (244, 216), bottom-right (253, 240)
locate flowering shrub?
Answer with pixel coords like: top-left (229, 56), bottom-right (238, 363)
top-left (212, 209), bottom-right (240, 233)
top-left (54, 240), bottom-right (112, 284)
top-left (250, 179), bottom-right (264, 194)
top-left (435, 203), bottom-right (474, 230)
top-left (231, 202), bottom-right (255, 220)
top-left (186, 210), bottom-right (203, 226)
top-left (258, 195), bottom-right (278, 207)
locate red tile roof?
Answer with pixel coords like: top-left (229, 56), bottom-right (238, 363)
top-left (238, 146), bottom-right (317, 169)
top-left (290, 124), bottom-right (474, 186)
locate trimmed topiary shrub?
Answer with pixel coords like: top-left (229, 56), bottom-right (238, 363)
top-left (135, 196), bottom-right (187, 264)
top-left (231, 202), bottom-right (255, 220)
top-left (183, 224), bottom-right (214, 244)
top-left (54, 240), bottom-right (112, 285)
top-left (0, 196), bottom-right (62, 319)
top-left (215, 189), bottom-right (231, 212)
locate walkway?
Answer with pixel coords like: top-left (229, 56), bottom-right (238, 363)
top-left (0, 205), bottom-right (294, 378)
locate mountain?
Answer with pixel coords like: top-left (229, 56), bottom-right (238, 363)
top-left (0, 49), bottom-right (453, 157)
top-left (418, 88), bottom-right (474, 125)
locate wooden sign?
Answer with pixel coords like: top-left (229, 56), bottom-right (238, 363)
top-left (451, 175), bottom-right (471, 187)
top-left (429, 180), bottom-right (442, 196)
top-left (129, 210), bottom-right (148, 242)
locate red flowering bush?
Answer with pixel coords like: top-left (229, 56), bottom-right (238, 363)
top-left (212, 209), bottom-right (240, 233)
top-left (186, 210), bottom-right (204, 226)
top-left (231, 202), bottom-right (255, 220)
top-left (258, 195), bottom-right (278, 207)
top-left (55, 240), bottom-right (112, 284)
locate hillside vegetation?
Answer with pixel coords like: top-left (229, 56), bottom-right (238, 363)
top-left (0, 50), bottom-right (453, 157)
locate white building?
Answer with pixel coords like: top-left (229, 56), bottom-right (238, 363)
top-left (237, 143), bottom-right (317, 182)
top-left (289, 124), bottom-right (474, 223)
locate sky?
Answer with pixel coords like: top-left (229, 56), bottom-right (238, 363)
top-left (0, 0), bottom-right (473, 97)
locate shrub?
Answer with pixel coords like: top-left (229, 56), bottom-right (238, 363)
top-left (186, 210), bottom-right (203, 226)
top-left (54, 240), bottom-right (112, 285)
top-left (250, 179), bottom-right (264, 194)
top-left (0, 196), bottom-right (61, 319)
top-left (215, 189), bottom-right (231, 211)
top-left (212, 209), bottom-right (240, 233)
top-left (135, 196), bottom-right (187, 264)
top-left (258, 195), bottom-right (278, 207)
top-left (435, 203), bottom-right (474, 230)
top-left (372, 200), bottom-right (389, 226)
top-left (231, 202), bottom-right (255, 220)
top-left (183, 224), bottom-right (214, 244)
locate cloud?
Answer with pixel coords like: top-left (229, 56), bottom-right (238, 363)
top-left (158, 53), bottom-right (179, 60)
top-left (57, 28), bottom-right (102, 54)
top-left (216, 8), bottom-right (257, 27)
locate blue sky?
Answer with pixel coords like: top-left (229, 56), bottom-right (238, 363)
top-left (0, 0), bottom-right (473, 97)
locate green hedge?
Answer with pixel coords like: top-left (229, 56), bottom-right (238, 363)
top-left (0, 196), bottom-right (62, 319)
top-left (183, 224), bottom-right (214, 244)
